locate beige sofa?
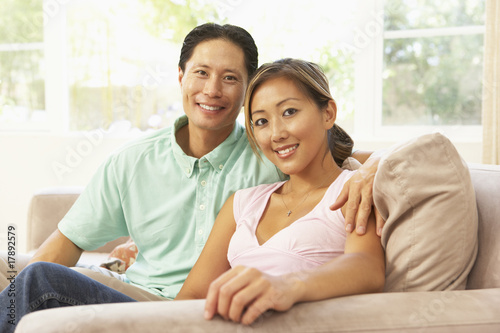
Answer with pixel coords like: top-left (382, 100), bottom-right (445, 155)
top-left (8, 163), bottom-right (500, 332)
top-left (10, 186), bottom-right (129, 269)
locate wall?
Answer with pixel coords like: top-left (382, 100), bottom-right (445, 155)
top-left (0, 132), bottom-right (136, 252)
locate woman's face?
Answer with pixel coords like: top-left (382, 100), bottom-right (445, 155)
top-left (250, 77), bottom-right (335, 176)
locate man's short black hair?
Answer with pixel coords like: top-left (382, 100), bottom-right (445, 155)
top-left (178, 23), bottom-right (258, 79)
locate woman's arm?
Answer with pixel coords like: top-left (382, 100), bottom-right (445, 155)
top-left (175, 194), bottom-right (236, 300)
top-left (294, 212), bottom-right (385, 302)
top-left (204, 213), bottom-right (385, 325)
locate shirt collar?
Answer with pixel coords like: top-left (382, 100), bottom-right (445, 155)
top-left (171, 115), bottom-right (244, 177)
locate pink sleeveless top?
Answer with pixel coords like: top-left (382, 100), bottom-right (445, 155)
top-left (227, 170), bottom-right (354, 276)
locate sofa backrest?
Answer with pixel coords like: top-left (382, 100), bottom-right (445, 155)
top-left (466, 164), bottom-right (500, 289)
top-left (27, 187), bottom-right (128, 253)
top-left (28, 164), bottom-right (500, 289)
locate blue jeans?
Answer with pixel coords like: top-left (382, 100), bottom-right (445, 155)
top-left (1, 262), bottom-right (136, 333)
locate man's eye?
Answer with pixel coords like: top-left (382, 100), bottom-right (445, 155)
top-left (283, 108), bottom-right (297, 116)
top-left (254, 118), bottom-right (267, 126)
top-left (224, 75), bottom-right (237, 81)
top-left (196, 70), bottom-right (207, 76)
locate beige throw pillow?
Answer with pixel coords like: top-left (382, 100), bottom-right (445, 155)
top-left (373, 133), bottom-right (478, 292)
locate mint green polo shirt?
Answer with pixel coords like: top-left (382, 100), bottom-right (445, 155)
top-left (58, 116), bottom-right (283, 299)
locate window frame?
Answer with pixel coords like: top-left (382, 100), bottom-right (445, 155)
top-left (352, 0), bottom-right (484, 144)
top-left (0, 42), bottom-right (48, 132)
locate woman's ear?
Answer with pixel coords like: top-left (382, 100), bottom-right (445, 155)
top-left (323, 99), bottom-right (337, 129)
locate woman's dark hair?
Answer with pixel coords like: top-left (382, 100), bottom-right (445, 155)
top-left (244, 58), bottom-right (354, 167)
top-left (178, 23), bottom-right (258, 79)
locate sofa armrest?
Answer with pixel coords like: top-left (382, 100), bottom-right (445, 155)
top-left (15, 289), bottom-right (500, 333)
top-left (27, 187), bottom-right (84, 252)
top-left (27, 187), bottom-right (128, 254)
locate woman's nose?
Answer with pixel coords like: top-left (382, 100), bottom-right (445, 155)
top-left (271, 120), bottom-right (288, 142)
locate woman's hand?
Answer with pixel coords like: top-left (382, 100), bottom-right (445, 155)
top-left (204, 266), bottom-right (302, 325)
top-left (330, 154), bottom-right (385, 236)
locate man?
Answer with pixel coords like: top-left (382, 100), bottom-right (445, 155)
top-left (0, 23), bottom-right (377, 331)
top-left (27, 23), bottom-right (279, 301)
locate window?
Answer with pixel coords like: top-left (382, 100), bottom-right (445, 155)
top-left (0, 0), bottom-right (46, 131)
top-left (350, 0), bottom-right (485, 143)
top-left (1, 0), bottom-right (358, 133)
top-left (64, 0), bottom-right (357, 133)
top-left (383, 0), bottom-right (485, 127)
top-left (66, 0), bottom-right (226, 132)
top-left (227, 0), bottom-right (357, 133)
top-left (1, 0), bottom-right (486, 144)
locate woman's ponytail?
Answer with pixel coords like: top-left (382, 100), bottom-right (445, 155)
top-left (328, 124), bottom-right (354, 168)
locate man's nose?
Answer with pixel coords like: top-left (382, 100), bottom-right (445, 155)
top-left (203, 77), bottom-right (223, 98)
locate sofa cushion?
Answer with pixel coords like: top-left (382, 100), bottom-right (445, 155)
top-left (15, 289), bottom-right (500, 333)
top-left (100, 238), bottom-right (138, 273)
top-left (373, 133), bottom-right (478, 291)
top-left (466, 164), bottom-right (500, 289)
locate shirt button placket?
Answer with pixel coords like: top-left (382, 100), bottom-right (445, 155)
top-left (196, 159), bottom-right (209, 247)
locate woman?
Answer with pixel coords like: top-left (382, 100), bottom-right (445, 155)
top-left (175, 58), bottom-right (385, 325)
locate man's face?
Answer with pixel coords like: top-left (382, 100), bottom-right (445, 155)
top-left (178, 39), bottom-right (248, 137)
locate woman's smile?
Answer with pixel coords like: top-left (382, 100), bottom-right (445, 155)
top-left (275, 144), bottom-right (299, 158)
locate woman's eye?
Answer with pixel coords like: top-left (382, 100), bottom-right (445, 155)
top-left (254, 118), bottom-right (267, 126)
top-left (283, 108), bottom-right (297, 116)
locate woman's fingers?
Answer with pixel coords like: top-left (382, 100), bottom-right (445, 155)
top-left (353, 181), bottom-right (375, 235)
top-left (204, 267), bottom-right (243, 320)
top-left (205, 267), bottom-right (263, 322)
top-left (240, 296), bottom-right (274, 325)
top-left (205, 267), bottom-right (300, 325)
top-left (227, 274), bottom-right (269, 323)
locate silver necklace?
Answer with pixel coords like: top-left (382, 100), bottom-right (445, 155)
top-left (280, 172), bottom-right (336, 217)
top-left (281, 189), bottom-right (310, 217)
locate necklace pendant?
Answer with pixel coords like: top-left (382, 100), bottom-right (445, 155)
top-left (287, 210), bottom-right (292, 217)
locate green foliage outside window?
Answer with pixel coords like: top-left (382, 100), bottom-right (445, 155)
top-left (0, 0), bottom-right (43, 43)
top-left (67, 0), bottom-right (226, 131)
top-left (0, 0), bottom-right (44, 121)
top-left (383, 0), bottom-right (485, 126)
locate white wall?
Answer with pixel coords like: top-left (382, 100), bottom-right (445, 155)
top-left (0, 132), bottom-right (135, 252)
top-left (0, 132), bottom-right (482, 253)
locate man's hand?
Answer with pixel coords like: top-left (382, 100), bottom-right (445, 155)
top-left (204, 266), bottom-right (302, 325)
top-left (330, 154), bottom-right (385, 236)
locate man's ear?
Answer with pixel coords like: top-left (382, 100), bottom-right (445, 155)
top-left (324, 99), bottom-right (337, 129)
top-left (178, 67), bottom-right (184, 86)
